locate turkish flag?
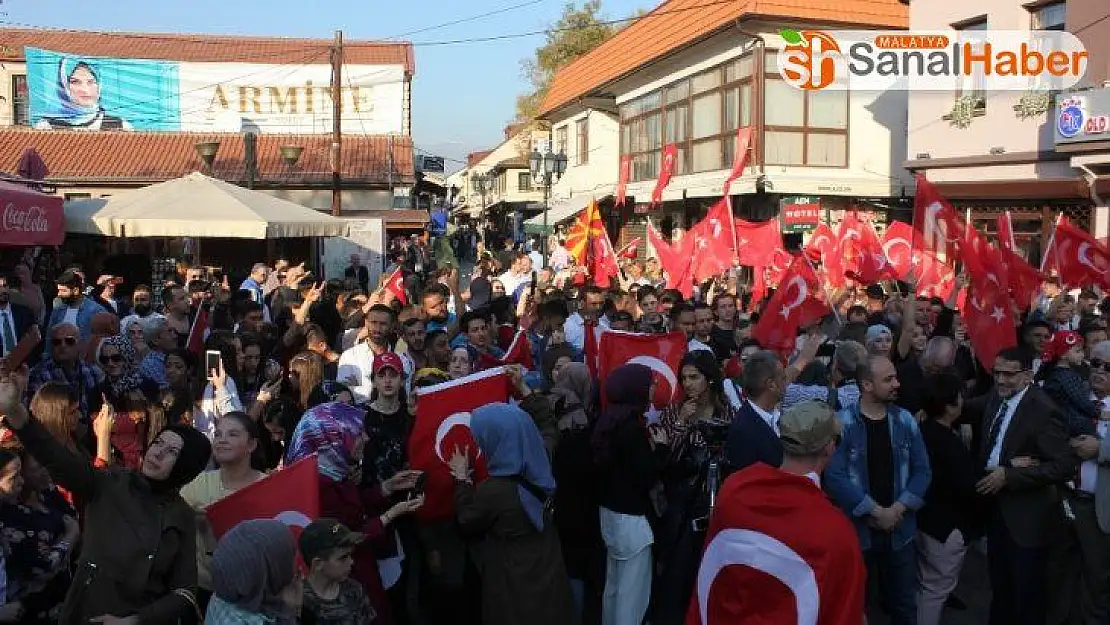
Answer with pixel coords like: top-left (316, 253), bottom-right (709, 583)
top-left (1043, 220), bottom-right (1110, 289)
top-left (689, 199), bottom-right (737, 283)
top-left (804, 223), bottom-right (843, 288)
top-left (616, 155), bottom-right (632, 207)
top-left (597, 330), bottom-right (686, 410)
top-left (500, 330), bottom-right (534, 370)
top-left (652, 143), bottom-right (678, 206)
top-left (384, 267), bottom-right (408, 306)
top-left (836, 213), bottom-right (893, 284)
top-left (998, 245), bottom-right (1042, 309)
top-left (186, 302), bottom-right (209, 356)
top-left (964, 271), bottom-right (1017, 367)
top-left (206, 455), bottom-right (320, 540)
top-left (751, 257), bottom-right (829, 354)
top-left (686, 463), bottom-right (866, 625)
top-left (648, 221), bottom-right (694, 298)
top-left (721, 126), bottom-right (753, 197)
top-left (766, 248), bottom-right (796, 287)
top-left (618, 237), bottom-right (643, 260)
top-left (588, 228), bottom-right (621, 289)
top-left (997, 211), bottom-right (1016, 252)
top-left (407, 368), bottom-right (510, 521)
top-left (881, 221), bottom-right (915, 280)
top-left (734, 218), bottom-right (784, 268)
top-left (914, 250), bottom-right (957, 301)
top-left (913, 174), bottom-right (963, 261)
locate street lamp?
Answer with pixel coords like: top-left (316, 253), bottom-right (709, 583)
top-left (530, 147), bottom-right (568, 260)
top-left (472, 172), bottom-right (491, 213)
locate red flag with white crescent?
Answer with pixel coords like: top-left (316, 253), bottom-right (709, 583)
top-left (206, 455), bottom-right (320, 540)
top-left (913, 174), bottom-right (963, 262)
top-left (407, 368), bottom-right (510, 520)
top-left (597, 330), bottom-right (686, 410)
top-left (997, 211), bottom-right (1016, 253)
top-left (686, 463), bottom-right (866, 625)
top-left (964, 270), bottom-right (1017, 367)
top-left (652, 143), bottom-right (678, 206)
top-left (689, 199), bottom-right (737, 283)
top-left (648, 222), bottom-right (694, 298)
top-left (751, 257), bottom-right (829, 354)
top-left (1042, 220), bottom-right (1110, 289)
top-left (804, 223), bottom-right (843, 288)
top-left (186, 302), bottom-right (209, 357)
top-left (734, 218), bottom-right (784, 268)
top-left (881, 221), bottom-right (916, 280)
top-left (721, 126), bottom-right (753, 197)
top-left (384, 267), bottom-right (408, 306)
top-left (616, 155), bottom-right (632, 207)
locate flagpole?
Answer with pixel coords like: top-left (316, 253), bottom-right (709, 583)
top-left (1039, 213), bottom-right (1062, 274)
top-left (726, 195), bottom-right (741, 270)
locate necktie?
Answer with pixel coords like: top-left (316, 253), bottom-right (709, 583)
top-left (0, 311), bottom-right (15, 356)
top-left (985, 399), bottom-right (1010, 463)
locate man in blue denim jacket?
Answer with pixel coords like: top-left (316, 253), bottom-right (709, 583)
top-left (825, 354), bottom-right (932, 625)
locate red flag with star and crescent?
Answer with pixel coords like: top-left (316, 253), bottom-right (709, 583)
top-left (804, 223), bottom-right (843, 288)
top-left (836, 212), bottom-right (895, 284)
top-left (689, 199), bottom-right (737, 283)
top-left (384, 267), bottom-right (408, 306)
top-left (206, 455), bottom-right (320, 540)
top-left (751, 257), bottom-right (830, 354)
top-left (734, 218), bottom-right (784, 268)
top-left (721, 126), bottom-right (753, 197)
top-left (913, 174), bottom-right (964, 262)
top-left (964, 268), bottom-right (1017, 367)
top-left (685, 463), bottom-right (866, 625)
top-left (596, 330), bottom-right (686, 411)
top-left (1042, 220), bottom-right (1110, 289)
top-left (648, 221), bottom-right (694, 298)
top-left (407, 368), bottom-right (511, 521)
top-left (652, 143), bottom-right (679, 206)
top-left (881, 221), bottom-right (916, 280)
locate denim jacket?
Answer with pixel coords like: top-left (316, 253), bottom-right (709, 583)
top-left (824, 402), bottom-right (932, 550)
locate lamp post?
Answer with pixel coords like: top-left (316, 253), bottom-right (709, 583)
top-left (529, 147), bottom-right (568, 262)
top-left (472, 173), bottom-right (491, 213)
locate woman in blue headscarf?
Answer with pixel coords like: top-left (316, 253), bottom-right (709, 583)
top-left (448, 402), bottom-right (578, 625)
top-left (34, 58), bottom-right (134, 131)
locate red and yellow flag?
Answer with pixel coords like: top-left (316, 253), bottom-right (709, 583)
top-left (565, 199), bottom-right (606, 265)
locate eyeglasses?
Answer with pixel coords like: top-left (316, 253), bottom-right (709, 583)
top-left (99, 353), bottom-right (124, 364)
top-left (1090, 359), bottom-right (1110, 372)
top-left (56, 336), bottom-right (78, 346)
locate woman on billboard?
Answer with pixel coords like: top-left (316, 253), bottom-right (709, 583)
top-left (34, 58), bottom-right (134, 131)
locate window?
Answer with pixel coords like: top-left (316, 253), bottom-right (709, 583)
top-left (555, 126), bottom-right (568, 156)
top-left (1032, 2), bottom-right (1065, 30)
top-left (619, 54), bottom-right (756, 180)
top-left (763, 63), bottom-right (849, 167)
top-left (11, 75), bottom-right (28, 126)
top-left (955, 18), bottom-right (988, 112)
top-left (575, 119), bottom-right (589, 165)
top-left (517, 172), bottom-right (533, 192)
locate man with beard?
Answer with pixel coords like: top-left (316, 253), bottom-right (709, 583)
top-left (825, 354), bottom-right (931, 625)
top-left (161, 285), bottom-right (191, 349)
top-left (0, 272), bottom-right (38, 365)
top-left (421, 285), bottom-right (456, 334)
top-left (338, 304), bottom-right (396, 404)
top-left (46, 269), bottom-right (105, 348)
top-left (398, 317), bottom-right (427, 381)
top-left (120, 284), bottom-right (163, 329)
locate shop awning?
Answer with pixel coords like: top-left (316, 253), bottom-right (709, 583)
top-left (63, 172), bottom-right (350, 239)
top-left (524, 194), bottom-right (611, 235)
top-left (0, 180), bottom-right (64, 246)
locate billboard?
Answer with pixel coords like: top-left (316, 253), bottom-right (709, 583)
top-left (25, 47), bottom-right (405, 134)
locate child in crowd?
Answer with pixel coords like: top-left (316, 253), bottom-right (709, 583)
top-left (300, 518), bottom-right (375, 625)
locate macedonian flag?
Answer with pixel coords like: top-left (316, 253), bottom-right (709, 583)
top-left (565, 199), bottom-right (605, 265)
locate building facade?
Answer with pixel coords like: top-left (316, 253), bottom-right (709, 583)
top-left (905, 0), bottom-right (1110, 261)
top-left (536, 0), bottom-right (911, 248)
top-left (0, 28), bottom-right (418, 224)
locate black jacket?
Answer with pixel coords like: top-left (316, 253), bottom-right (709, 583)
top-left (917, 419), bottom-right (984, 542)
top-left (724, 402), bottom-right (783, 476)
top-left (597, 419), bottom-right (668, 517)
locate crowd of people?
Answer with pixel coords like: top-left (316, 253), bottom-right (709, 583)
top-left (0, 226), bottom-right (1106, 625)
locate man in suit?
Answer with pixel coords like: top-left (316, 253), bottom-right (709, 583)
top-left (344, 253), bottom-right (370, 293)
top-left (724, 350), bottom-right (785, 474)
top-left (0, 272), bottom-right (39, 367)
top-left (974, 346), bottom-right (1076, 625)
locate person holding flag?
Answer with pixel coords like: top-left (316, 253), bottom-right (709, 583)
top-left (687, 400), bottom-right (865, 625)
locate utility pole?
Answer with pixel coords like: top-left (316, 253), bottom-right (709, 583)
top-left (330, 29), bottom-right (343, 217)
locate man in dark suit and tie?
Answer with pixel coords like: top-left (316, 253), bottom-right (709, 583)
top-left (724, 350), bottom-right (785, 474)
top-left (973, 346), bottom-right (1077, 625)
top-left (0, 272), bottom-right (39, 367)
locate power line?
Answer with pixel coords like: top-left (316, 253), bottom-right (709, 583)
top-left (384, 0), bottom-right (546, 40)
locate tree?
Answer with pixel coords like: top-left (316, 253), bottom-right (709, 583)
top-left (515, 0), bottom-right (617, 121)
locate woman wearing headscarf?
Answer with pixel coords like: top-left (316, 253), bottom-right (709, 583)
top-left (653, 350), bottom-right (739, 625)
top-left (285, 401), bottom-right (424, 625)
top-left (204, 519), bottom-right (299, 625)
top-left (97, 335), bottom-right (161, 470)
top-left (34, 58), bottom-right (134, 131)
top-left (84, 312), bottom-right (120, 367)
top-left (0, 368), bottom-right (212, 624)
top-left (448, 403), bottom-right (578, 625)
top-left (592, 364), bottom-right (669, 625)
top-left (548, 362), bottom-right (604, 624)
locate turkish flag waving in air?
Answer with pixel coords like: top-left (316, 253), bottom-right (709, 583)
top-left (1043, 220), bottom-right (1110, 289)
top-left (997, 211), bottom-right (1016, 253)
top-left (964, 271), bottom-right (1017, 367)
top-left (881, 221), bottom-right (916, 280)
top-left (751, 257), bottom-right (830, 354)
top-left (689, 199), bottom-right (737, 283)
top-left (804, 223), bottom-right (843, 288)
top-left (652, 143), bottom-right (679, 206)
top-left (998, 246), bottom-right (1043, 309)
top-left (835, 213), bottom-right (894, 284)
top-left (913, 174), bottom-right (963, 261)
top-left (734, 217), bottom-right (784, 268)
top-left (186, 302), bottom-right (209, 357)
top-left (721, 126), bottom-right (753, 197)
top-left (206, 455), bottom-right (320, 540)
top-left (685, 463), bottom-right (866, 625)
top-left (588, 229), bottom-right (621, 289)
top-left (597, 330), bottom-right (686, 410)
top-left (384, 267), bottom-right (408, 306)
top-left (648, 221), bottom-right (694, 298)
top-left (914, 250), bottom-right (957, 301)
top-left (408, 368), bottom-right (511, 521)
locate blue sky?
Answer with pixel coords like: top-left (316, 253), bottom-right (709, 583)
top-left (6, 0), bottom-right (656, 171)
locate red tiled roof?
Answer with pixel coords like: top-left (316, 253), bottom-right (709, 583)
top-left (0, 27), bottom-right (415, 74)
top-left (0, 129), bottom-right (415, 186)
top-left (538, 0), bottom-right (907, 116)
top-left (467, 150), bottom-right (494, 168)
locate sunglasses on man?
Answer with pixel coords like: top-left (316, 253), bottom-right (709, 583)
top-left (55, 336), bottom-right (78, 346)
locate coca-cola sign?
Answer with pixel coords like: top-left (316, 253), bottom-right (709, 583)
top-left (0, 184), bottom-right (63, 246)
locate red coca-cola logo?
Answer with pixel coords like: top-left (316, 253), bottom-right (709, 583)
top-left (2, 203), bottom-right (51, 233)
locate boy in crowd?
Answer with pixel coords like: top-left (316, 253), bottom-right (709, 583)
top-left (300, 518), bottom-right (375, 625)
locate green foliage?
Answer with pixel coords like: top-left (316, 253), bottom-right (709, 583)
top-left (780, 29), bottom-right (803, 45)
top-left (515, 0), bottom-right (618, 121)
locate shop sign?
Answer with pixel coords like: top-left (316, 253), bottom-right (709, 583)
top-left (780, 196), bottom-right (821, 233)
top-left (1056, 90), bottom-right (1110, 144)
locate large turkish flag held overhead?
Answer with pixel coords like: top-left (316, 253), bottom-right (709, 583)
top-left (597, 330), bottom-right (686, 410)
top-left (407, 368), bottom-right (511, 521)
top-left (751, 257), bottom-right (830, 354)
